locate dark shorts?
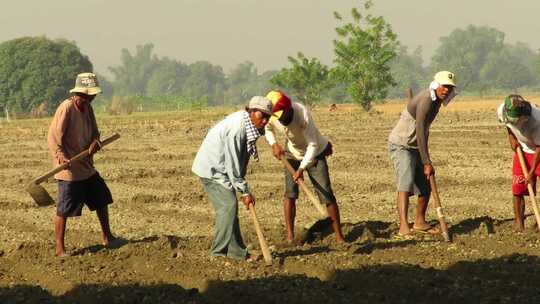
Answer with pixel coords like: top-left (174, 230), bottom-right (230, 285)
top-left (388, 143), bottom-right (430, 196)
top-left (57, 173), bottom-right (113, 217)
top-left (284, 152), bottom-right (337, 205)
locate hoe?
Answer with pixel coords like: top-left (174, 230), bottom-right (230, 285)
top-left (26, 133), bottom-right (120, 206)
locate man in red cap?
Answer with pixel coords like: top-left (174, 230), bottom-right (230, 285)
top-left (265, 90), bottom-right (345, 244)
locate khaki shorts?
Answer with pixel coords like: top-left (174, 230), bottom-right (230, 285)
top-left (388, 144), bottom-right (430, 196)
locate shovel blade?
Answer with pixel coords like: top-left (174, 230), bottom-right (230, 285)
top-left (26, 183), bottom-right (55, 207)
top-left (299, 217), bottom-right (333, 244)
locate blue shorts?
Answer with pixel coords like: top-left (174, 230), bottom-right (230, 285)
top-left (57, 173), bottom-right (113, 217)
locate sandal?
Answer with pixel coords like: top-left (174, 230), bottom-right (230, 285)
top-left (393, 233), bottom-right (415, 241)
top-left (412, 225), bottom-right (440, 235)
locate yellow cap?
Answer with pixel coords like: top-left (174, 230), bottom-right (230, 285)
top-left (434, 71), bottom-right (456, 87)
top-left (266, 90), bottom-right (291, 120)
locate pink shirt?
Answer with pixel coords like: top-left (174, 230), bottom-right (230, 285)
top-left (47, 97), bottom-right (99, 181)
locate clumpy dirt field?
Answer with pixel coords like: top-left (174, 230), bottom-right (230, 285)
top-left (2, 98), bottom-right (540, 303)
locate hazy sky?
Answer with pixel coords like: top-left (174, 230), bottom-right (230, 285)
top-left (1, 0), bottom-right (539, 77)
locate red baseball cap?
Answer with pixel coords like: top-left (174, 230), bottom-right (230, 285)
top-left (266, 90), bottom-right (291, 120)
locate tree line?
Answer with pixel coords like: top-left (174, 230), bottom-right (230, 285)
top-left (1, 1), bottom-right (540, 116)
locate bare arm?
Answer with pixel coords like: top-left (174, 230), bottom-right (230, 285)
top-left (415, 98), bottom-right (432, 165)
top-left (506, 127), bottom-right (519, 151)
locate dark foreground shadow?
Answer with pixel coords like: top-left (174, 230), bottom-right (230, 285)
top-left (3, 254), bottom-right (540, 304)
top-left (450, 216), bottom-right (496, 235)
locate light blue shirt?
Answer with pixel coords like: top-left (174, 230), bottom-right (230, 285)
top-left (192, 111), bottom-right (251, 194)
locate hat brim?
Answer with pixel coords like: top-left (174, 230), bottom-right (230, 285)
top-left (70, 87), bottom-right (102, 95)
top-left (438, 80), bottom-right (456, 87)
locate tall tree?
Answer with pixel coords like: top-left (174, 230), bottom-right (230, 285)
top-left (109, 43), bottom-right (160, 96)
top-left (0, 36), bottom-right (93, 114)
top-left (332, 0), bottom-right (399, 110)
top-left (270, 52), bottom-right (330, 106)
top-left (480, 47), bottom-right (536, 91)
top-left (388, 46), bottom-right (426, 98)
top-left (430, 25), bottom-right (505, 91)
top-left (182, 61), bottom-right (226, 105)
top-left (224, 61), bottom-right (259, 104)
top-left (145, 57), bottom-right (190, 97)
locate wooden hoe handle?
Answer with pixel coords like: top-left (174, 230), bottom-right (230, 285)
top-left (33, 133), bottom-right (121, 185)
top-left (248, 204), bottom-right (273, 266)
top-left (516, 147), bottom-right (540, 231)
top-left (429, 175), bottom-right (451, 242)
top-left (280, 158), bottom-right (328, 218)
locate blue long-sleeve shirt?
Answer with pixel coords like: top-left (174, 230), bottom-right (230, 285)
top-left (192, 111), bottom-right (251, 194)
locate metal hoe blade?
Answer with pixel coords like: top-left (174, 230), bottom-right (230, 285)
top-left (26, 183), bottom-right (55, 207)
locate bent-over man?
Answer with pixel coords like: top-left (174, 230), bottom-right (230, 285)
top-left (497, 95), bottom-right (540, 231)
top-left (265, 90), bottom-right (345, 244)
top-left (192, 96), bottom-right (273, 261)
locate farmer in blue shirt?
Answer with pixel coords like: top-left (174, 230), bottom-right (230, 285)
top-left (192, 96), bottom-right (273, 261)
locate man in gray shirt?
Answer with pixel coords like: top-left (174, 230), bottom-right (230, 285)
top-left (388, 71), bottom-right (457, 236)
top-left (192, 96), bottom-right (273, 261)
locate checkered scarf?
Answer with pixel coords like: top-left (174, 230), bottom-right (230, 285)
top-left (243, 111), bottom-right (262, 161)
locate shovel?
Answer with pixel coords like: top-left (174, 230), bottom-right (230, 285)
top-left (280, 158), bottom-right (332, 243)
top-left (428, 175), bottom-right (451, 242)
top-left (26, 133), bottom-right (120, 206)
top-left (516, 147), bottom-right (540, 231)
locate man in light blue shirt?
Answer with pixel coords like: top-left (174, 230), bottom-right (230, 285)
top-left (192, 96), bottom-right (273, 261)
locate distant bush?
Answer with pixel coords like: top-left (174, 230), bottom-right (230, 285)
top-left (107, 96), bottom-right (136, 115)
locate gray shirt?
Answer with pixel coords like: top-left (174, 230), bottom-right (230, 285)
top-left (388, 89), bottom-right (442, 164)
top-left (192, 111), bottom-right (251, 195)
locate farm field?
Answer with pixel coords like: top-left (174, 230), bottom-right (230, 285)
top-left (2, 97), bottom-right (540, 303)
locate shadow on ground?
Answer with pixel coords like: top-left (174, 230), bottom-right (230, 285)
top-left (2, 253), bottom-right (540, 304)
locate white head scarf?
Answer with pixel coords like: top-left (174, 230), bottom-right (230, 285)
top-left (429, 81), bottom-right (457, 106)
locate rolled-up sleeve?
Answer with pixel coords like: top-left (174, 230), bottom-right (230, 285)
top-left (299, 111), bottom-right (320, 169)
top-left (415, 99), bottom-right (431, 165)
top-left (52, 105), bottom-right (70, 160)
top-left (265, 121), bottom-right (277, 146)
top-left (223, 130), bottom-right (250, 195)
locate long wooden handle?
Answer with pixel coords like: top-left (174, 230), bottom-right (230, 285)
top-left (33, 133), bottom-right (121, 184)
top-left (280, 158), bottom-right (328, 218)
top-left (429, 175), bottom-right (451, 242)
top-left (248, 204), bottom-right (272, 266)
top-left (516, 147), bottom-right (540, 230)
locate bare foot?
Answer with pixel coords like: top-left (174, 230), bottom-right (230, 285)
top-left (399, 226), bottom-right (412, 236)
top-left (335, 236), bottom-right (346, 244)
top-left (56, 251), bottom-right (70, 258)
top-left (103, 237), bottom-right (126, 249)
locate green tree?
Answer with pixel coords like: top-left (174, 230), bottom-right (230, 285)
top-left (224, 61), bottom-right (259, 104)
top-left (430, 25), bottom-right (505, 91)
top-left (0, 36), bottom-right (93, 114)
top-left (480, 47), bottom-right (536, 91)
top-left (182, 61), bottom-right (226, 106)
top-left (332, 0), bottom-right (399, 110)
top-left (109, 43), bottom-right (160, 96)
top-left (145, 57), bottom-right (190, 97)
top-left (388, 46), bottom-right (426, 98)
top-left (270, 52), bottom-right (330, 106)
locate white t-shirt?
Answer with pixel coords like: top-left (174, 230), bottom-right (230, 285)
top-left (265, 102), bottom-right (328, 169)
top-left (497, 103), bottom-right (540, 154)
